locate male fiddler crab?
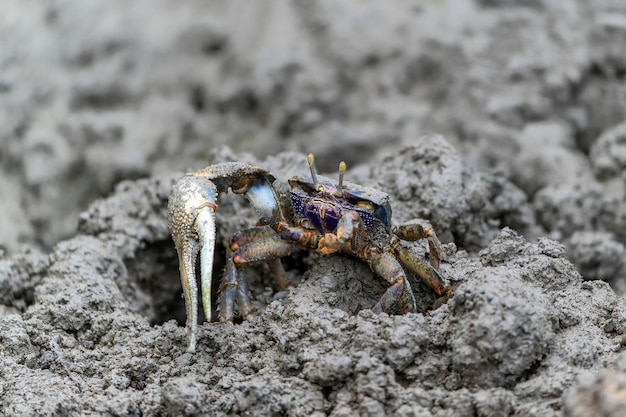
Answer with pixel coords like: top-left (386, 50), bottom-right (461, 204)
top-left (168, 154), bottom-right (451, 351)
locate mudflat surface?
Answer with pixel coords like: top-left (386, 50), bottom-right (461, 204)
top-left (1, 1), bottom-right (626, 416)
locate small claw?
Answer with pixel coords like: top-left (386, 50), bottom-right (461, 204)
top-left (168, 175), bottom-right (218, 352)
top-left (316, 211), bottom-right (361, 255)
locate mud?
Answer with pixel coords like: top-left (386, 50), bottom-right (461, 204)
top-left (1, 1), bottom-right (626, 416)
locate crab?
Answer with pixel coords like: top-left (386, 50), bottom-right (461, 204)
top-left (168, 154), bottom-right (451, 352)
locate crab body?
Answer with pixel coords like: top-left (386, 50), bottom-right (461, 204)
top-left (168, 155), bottom-right (450, 352)
top-left (289, 175), bottom-right (391, 235)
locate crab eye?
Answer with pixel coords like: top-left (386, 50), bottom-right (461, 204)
top-left (356, 201), bottom-right (375, 212)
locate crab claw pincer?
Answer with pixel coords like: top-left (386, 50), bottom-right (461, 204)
top-left (168, 174), bottom-right (218, 352)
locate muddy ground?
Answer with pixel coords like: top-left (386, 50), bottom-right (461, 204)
top-left (1, 1), bottom-right (626, 416)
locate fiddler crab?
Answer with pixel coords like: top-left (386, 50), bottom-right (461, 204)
top-left (168, 154), bottom-right (451, 352)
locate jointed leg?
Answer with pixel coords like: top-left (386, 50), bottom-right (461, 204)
top-left (369, 250), bottom-right (417, 314)
top-left (268, 259), bottom-right (290, 290)
top-left (217, 250), bottom-right (255, 323)
top-left (392, 238), bottom-right (450, 308)
top-left (218, 229), bottom-right (301, 323)
top-left (230, 225), bottom-right (278, 251)
top-left (231, 225), bottom-right (292, 289)
top-left (393, 221), bottom-right (442, 271)
top-left (218, 255), bottom-right (238, 324)
top-left (232, 234), bottom-right (301, 265)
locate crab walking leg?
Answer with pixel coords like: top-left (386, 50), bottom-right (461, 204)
top-left (368, 251), bottom-right (417, 314)
top-left (230, 225), bottom-right (279, 250)
top-left (230, 226), bottom-right (291, 290)
top-left (218, 256), bottom-right (238, 324)
top-left (217, 252), bottom-right (254, 323)
top-left (218, 235), bottom-right (301, 322)
top-left (392, 239), bottom-right (450, 298)
top-left (235, 268), bottom-right (254, 317)
top-left (268, 259), bottom-right (290, 290)
top-left (393, 222), bottom-right (442, 271)
top-left (233, 236), bottom-right (301, 265)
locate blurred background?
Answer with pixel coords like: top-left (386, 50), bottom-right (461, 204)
top-left (1, 0), bottom-right (625, 291)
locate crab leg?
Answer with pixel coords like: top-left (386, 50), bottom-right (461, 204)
top-left (393, 221), bottom-right (442, 271)
top-left (218, 232), bottom-right (300, 322)
top-left (230, 225), bottom-right (278, 249)
top-left (267, 259), bottom-right (290, 290)
top-left (218, 255), bottom-right (241, 324)
top-left (391, 238), bottom-right (451, 306)
top-left (233, 236), bottom-right (301, 265)
top-left (230, 226), bottom-right (292, 289)
top-left (368, 250), bottom-right (418, 314)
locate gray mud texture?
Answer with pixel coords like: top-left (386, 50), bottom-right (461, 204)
top-left (1, 1), bottom-right (626, 416)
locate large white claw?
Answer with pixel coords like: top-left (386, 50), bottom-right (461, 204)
top-left (168, 162), bottom-right (278, 351)
top-left (168, 174), bottom-right (218, 352)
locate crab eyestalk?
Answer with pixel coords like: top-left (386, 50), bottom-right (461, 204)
top-left (168, 174), bottom-right (218, 352)
top-left (307, 153), bottom-right (321, 191)
top-left (336, 161), bottom-right (346, 197)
